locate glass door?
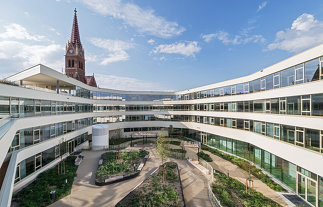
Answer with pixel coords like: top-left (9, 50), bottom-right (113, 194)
top-left (68, 140), bottom-right (75, 154)
top-left (297, 172), bottom-right (318, 206)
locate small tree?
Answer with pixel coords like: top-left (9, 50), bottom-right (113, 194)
top-left (156, 130), bottom-right (169, 182)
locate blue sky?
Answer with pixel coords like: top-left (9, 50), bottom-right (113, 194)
top-left (1, 0), bottom-right (323, 91)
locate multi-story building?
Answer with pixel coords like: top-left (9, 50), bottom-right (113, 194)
top-left (0, 9), bottom-right (323, 207)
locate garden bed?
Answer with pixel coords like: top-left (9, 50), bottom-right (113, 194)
top-left (12, 156), bottom-right (78, 207)
top-left (212, 170), bottom-right (281, 207)
top-left (202, 145), bottom-right (286, 192)
top-left (116, 162), bottom-right (185, 207)
top-left (95, 150), bottom-right (149, 185)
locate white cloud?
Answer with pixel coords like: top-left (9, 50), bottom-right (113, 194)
top-left (79, 0), bottom-right (185, 38)
top-left (257, 1), bottom-right (267, 12)
top-left (202, 31), bottom-right (265, 45)
top-left (153, 41), bottom-right (201, 57)
top-left (267, 13), bottom-right (323, 52)
top-left (147, 39), bottom-right (155, 45)
top-left (95, 73), bottom-right (168, 91)
top-left (0, 24), bottom-right (45, 41)
top-left (49, 27), bottom-right (61, 36)
top-left (0, 23), bottom-right (64, 69)
top-left (89, 38), bottom-right (134, 65)
top-left (0, 40), bottom-right (63, 68)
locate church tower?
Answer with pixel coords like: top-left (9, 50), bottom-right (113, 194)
top-left (65, 9), bottom-right (86, 83)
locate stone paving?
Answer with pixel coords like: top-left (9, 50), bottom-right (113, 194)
top-left (50, 146), bottom-right (212, 207)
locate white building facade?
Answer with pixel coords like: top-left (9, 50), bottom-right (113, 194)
top-left (0, 44), bottom-right (323, 206)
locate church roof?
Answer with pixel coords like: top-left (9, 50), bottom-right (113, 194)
top-left (70, 8), bottom-right (81, 45)
top-left (85, 75), bottom-right (97, 87)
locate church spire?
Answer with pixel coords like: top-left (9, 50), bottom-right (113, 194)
top-left (70, 8), bottom-right (81, 45)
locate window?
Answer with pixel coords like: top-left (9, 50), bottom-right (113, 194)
top-left (312, 94), bottom-right (323, 116)
top-left (220, 118), bottom-right (224, 126)
top-left (295, 64), bottom-right (304, 84)
top-left (219, 88), bottom-right (224, 96)
top-left (210, 104), bottom-right (214, 111)
top-left (244, 101), bottom-right (250, 112)
top-left (50, 124), bottom-right (56, 137)
top-left (266, 100), bottom-right (271, 112)
top-left (63, 123), bottom-right (67, 134)
top-left (231, 86), bottom-right (236, 95)
top-left (15, 164), bottom-right (20, 183)
top-left (296, 127), bottom-right (305, 145)
top-left (244, 120), bottom-right (250, 130)
top-left (72, 60), bottom-right (74, 67)
top-left (281, 67), bottom-right (295, 87)
top-left (35, 154), bottom-right (42, 171)
top-left (220, 103), bottom-right (224, 111)
top-left (273, 73), bottom-right (280, 88)
top-left (232, 119), bottom-right (237, 128)
top-left (33, 129), bottom-right (40, 144)
top-left (271, 98), bottom-right (279, 114)
top-left (196, 92), bottom-right (200, 99)
top-left (11, 132), bottom-right (20, 151)
top-left (260, 79), bottom-right (266, 90)
top-left (210, 118), bottom-right (215, 124)
top-left (261, 123), bottom-right (266, 135)
top-left (280, 98), bottom-right (286, 113)
top-left (55, 145), bottom-right (60, 158)
top-left (301, 95), bottom-right (311, 115)
top-left (274, 124), bottom-right (280, 139)
top-left (243, 83), bottom-right (249, 93)
top-left (304, 58), bottom-right (319, 82)
top-left (266, 74), bottom-right (273, 90)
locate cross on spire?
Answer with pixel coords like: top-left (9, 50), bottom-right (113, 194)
top-left (70, 8), bottom-right (81, 45)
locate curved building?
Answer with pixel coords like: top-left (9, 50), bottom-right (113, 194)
top-left (0, 10), bottom-right (323, 207)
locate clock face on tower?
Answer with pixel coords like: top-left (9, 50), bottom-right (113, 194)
top-left (68, 49), bottom-right (74, 54)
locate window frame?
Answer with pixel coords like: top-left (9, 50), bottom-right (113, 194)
top-left (35, 154), bottom-right (42, 171)
top-left (243, 83), bottom-right (249, 93)
top-left (296, 127), bottom-right (305, 146)
top-left (301, 95), bottom-right (311, 115)
top-left (273, 73), bottom-right (280, 88)
top-left (15, 164), bottom-right (20, 183)
top-left (33, 128), bottom-right (40, 144)
top-left (295, 65), bottom-right (304, 84)
top-left (231, 86), bottom-right (236, 95)
top-left (244, 120), bottom-right (250, 131)
top-left (274, 124), bottom-right (280, 138)
top-left (279, 98), bottom-right (286, 113)
top-left (260, 78), bottom-right (266, 90)
top-left (232, 119), bottom-right (237, 128)
top-left (220, 118), bottom-right (224, 126)
top-left (219, 88), bottom-right (224, 96)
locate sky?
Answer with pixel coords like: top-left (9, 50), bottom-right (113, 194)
top-left (1, 0), bottom-right (323, 91)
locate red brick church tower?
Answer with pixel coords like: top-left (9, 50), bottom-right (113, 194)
top-left (65, 9), bottom-right (97, 87)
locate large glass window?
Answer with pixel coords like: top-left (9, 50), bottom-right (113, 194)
top-left (254, 100), bottom-right (265, 112)
top-left (302, 95), bottom-right (311, 115)
top-left (266, 74), bottom-right (273, 90)
top-left (253, 79), bottom-right (261, 92)
top-left (287, 96), bottom-right (301, 115)
top-left (0, 97), bottom-right (10, 115)
top-left (273, 73), bottom-right (280, 88)
top-left (281, 67), bottom-right (295, 87)
top-left (281, 125), bottom-right (295, 144)
top-left (312, 94), bottom-right (323, 116)
top-left (305, 129), bottom-right (320, 151)
top-left (271, 98), bottom-right (279, 114)
top-left (304, 58), bottom-right (319, 82)
top-left (266, 123), bottom-right (274, 138)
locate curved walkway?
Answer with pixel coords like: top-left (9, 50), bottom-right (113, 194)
top-left (186, 147), bottom-right (289, 207)
top-left (50, 146), bottom-right (212, 207)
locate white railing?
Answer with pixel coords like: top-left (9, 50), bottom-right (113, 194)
top-left (199, 159), bottom-right (223, 207)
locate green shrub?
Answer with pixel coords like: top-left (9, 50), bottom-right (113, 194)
top-left (197, 151), bottom-right (213, 162)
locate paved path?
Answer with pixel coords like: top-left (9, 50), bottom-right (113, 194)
top-left (187, 147), bottom-right (289, 207)
top-left (50, 147), bottom-right (212, 207)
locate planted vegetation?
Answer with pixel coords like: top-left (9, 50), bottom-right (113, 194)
top-left (202, 145), bottom-right (286, 192)
top-left (12, 156), bottom-right (78, 207)
top-left (165, 140), bottom-right (181, 146)
top-left (109, 137), bottom-right (140, 145)
top-left (96, 150), bottom-right (148, 183)
top-left (116, 162), bottom-right (184, 207)
top-left (197, 151), bottom-right (213, 162)
top-left (212, 171), bottom-right (281, 207)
